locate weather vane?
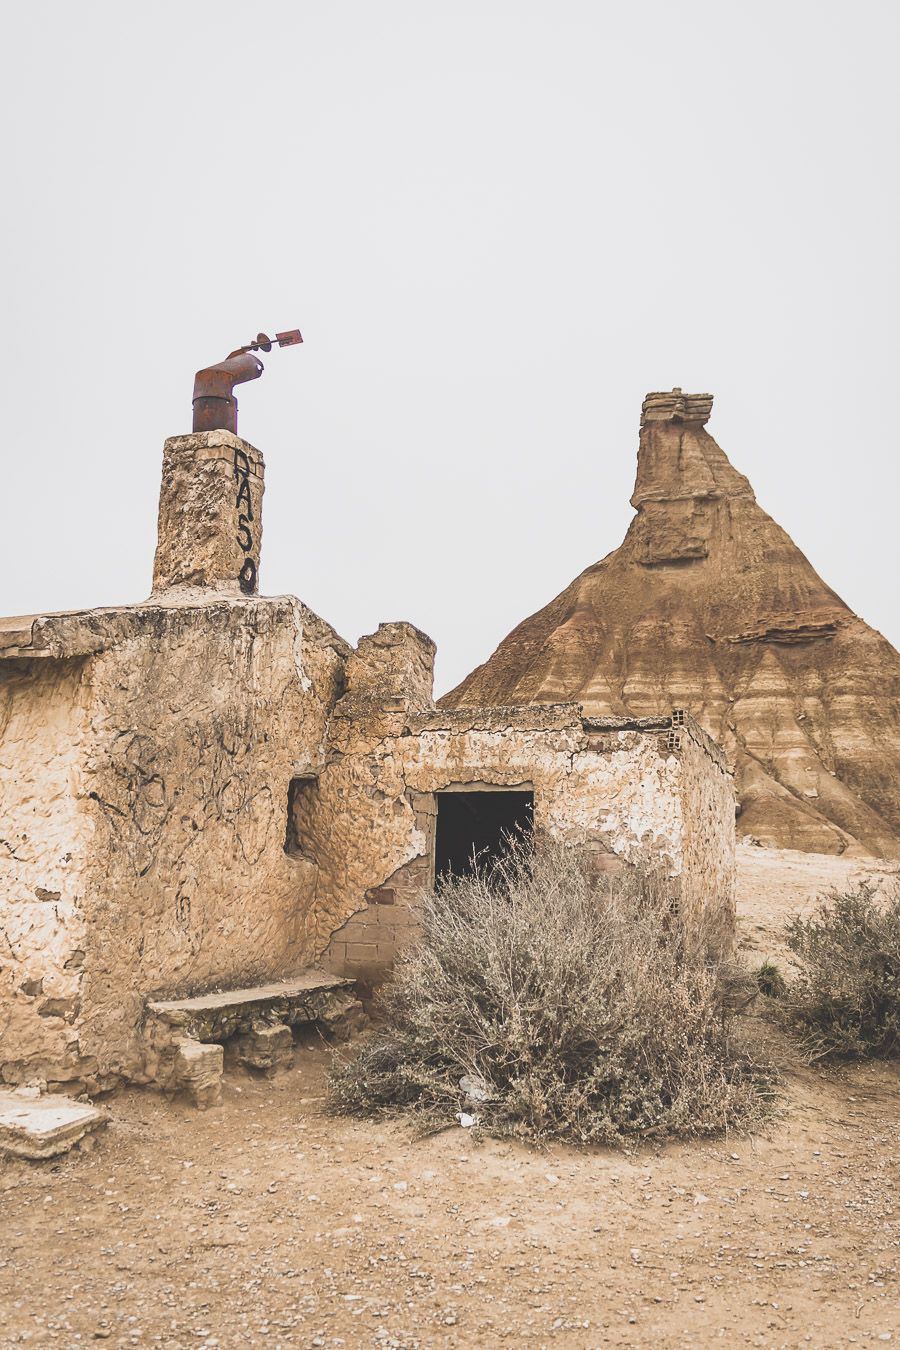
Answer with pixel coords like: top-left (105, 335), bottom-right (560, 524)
top-left (192, 329), bottom-right (303, 434)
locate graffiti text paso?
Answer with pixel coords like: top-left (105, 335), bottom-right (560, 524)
top-left (233, 446), bottom-right (257, 594)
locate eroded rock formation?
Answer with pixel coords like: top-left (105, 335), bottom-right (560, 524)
top-left (442, 390), bottom-right (900, 857)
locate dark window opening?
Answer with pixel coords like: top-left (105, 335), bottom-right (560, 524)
top-left (434, 790), bottom-right (534, 883)
top-left (284, 776), bottom-right (317, 858)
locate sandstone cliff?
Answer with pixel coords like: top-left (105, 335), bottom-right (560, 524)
top-left (441, 390), bottom-right (900, 857)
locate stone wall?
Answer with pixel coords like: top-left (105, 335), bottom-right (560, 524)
top-left (0, 596), bottom-right (348, 1090)
top-left (311, 653), bottom-right (735, 986)
top-left (324, 850), bottom-right (430, 994)
top-left (1, 602), bottom-right (736, 1084)
top-left (0, 659), bottom-right (94, 1088)
top-left (676, 712), bottom-right (738, 952)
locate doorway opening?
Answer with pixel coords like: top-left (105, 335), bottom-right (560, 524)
top-left (434, 789), bottom-right (534, 883)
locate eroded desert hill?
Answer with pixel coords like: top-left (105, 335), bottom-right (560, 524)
top-left (441, 390), bottom-right (900, 857)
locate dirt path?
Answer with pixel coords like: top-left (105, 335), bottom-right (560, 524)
top-left (2, 1040), bottom-right (899, 1350)
top-left (2, 849), bottom-right (899, 1349)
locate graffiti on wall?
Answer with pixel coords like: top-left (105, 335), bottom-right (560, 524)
top-left (233, 445), bottom-right (258, 594)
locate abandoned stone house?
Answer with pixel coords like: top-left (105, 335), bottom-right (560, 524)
top-left (0, 416), bottom-right (736, 1104)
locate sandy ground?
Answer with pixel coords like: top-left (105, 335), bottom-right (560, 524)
top-left (736, 844), bottom-right (900, 969)
top-left (2, 848), bottom-right (899, 1350)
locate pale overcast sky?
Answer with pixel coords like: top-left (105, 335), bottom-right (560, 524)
top-left (4, 1), bottom-right (898, 695)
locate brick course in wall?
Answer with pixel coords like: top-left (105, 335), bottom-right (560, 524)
top-left (324, 796), bottom-right (434, 990)
top-left (315, 697), bottom-right (736, 991)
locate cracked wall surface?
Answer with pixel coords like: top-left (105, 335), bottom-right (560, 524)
top-left (0, 659), bottom-right (94, 1087)
top-left (302, 630), bottom-right (735, 987)
top-left (0, 596), bottom-right (347, 1089)
top-left (675, 717), bottom-right (737, 953)
top-left (1, 609), bottom-right (734, 1086)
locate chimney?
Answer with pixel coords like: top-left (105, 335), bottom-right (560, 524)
top-left (152, 430), bottom-right (264, 595)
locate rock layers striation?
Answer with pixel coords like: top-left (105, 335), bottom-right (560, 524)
top-left (442, 390), bottom-right (900, 857)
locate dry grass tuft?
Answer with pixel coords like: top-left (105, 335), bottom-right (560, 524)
top-left (782, 882), bottom-right (900, 1061)
top-left (329, 844), bottom-right (774, 1144)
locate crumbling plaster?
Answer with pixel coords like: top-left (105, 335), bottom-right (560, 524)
top-left (311, 706), bottom-right (696, 984)
top-left (297, 629), bottom-right (735, 986)
top-left (676, 716), bottom-right (737, 951)
top-left (0, 659), bottom-right (93, 1086)
top-left (0, 596), bottom-right (348, 1089)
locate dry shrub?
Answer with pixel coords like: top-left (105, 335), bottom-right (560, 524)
top-left (754, 960), bottom-right (787, 999)
top-left (329, 844), bottom-right (773, 1143)
top-left (783, 882), bottom-right (900, 1061)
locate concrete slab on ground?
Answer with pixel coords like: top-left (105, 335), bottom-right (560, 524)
top-left (0, 1092), bottom-right (108, 1160)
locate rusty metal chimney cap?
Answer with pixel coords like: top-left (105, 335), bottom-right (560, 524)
top-left (191, 328), bottom-right (303, 435)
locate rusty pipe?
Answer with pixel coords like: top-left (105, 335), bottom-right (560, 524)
top-left (192, 351), bottom-right (264, 434)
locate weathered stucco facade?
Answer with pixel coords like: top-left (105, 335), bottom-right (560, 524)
top-left (306, 626), bottom-right (735, 988)
top-left (0, 427), bottom-right (736, 1096)
top-left (0, 594), bottom-right (347, 1090)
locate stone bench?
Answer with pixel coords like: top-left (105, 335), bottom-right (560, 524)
top-left (143, 970), bottom-right (363, 1107)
